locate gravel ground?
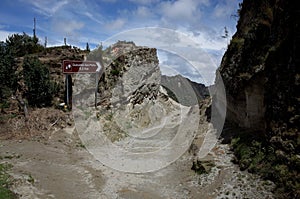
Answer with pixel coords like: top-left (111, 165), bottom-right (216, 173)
top-left (0, 125), bottom-right (275, 199)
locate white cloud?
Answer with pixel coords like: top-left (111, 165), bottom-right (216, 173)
top-left (212, 0), bottom-right (238, 19)
top-left (84, 12), bottom-right (104, 25)
top-left (160, 0), bottom-right (199, 23)
top-left (135, 6), bottom-right (154, 18)
top-left (25, 0), bottom-right (68, 16)
top-left (105, 18), bottom-right (126, 31)
top-left (52, 19), bottom-right (85, 36)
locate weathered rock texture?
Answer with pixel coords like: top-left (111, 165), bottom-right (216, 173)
top-left (161, 75), bottom-right (209, 106)
top-left (218, 0), bottom-right (299, 131)
top-left (96, 42), bottom-right (160, 108)
top-left (216, 0), bottom-right (299, 197)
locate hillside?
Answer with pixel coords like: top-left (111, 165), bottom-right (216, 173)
top-left (216, 0), bottom-right (300, 197)
top-left (0, 40), bottom-right (88, 138)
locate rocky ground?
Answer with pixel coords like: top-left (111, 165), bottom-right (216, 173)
top-left (0, 121), bottom-right (275, 199)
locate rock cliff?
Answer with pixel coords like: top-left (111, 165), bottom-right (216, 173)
top-left (216, 0), bottom-right (299, 197)
top-left (97, 43), bottom-right (160, 108)
top-left (161, 75), bottom-right (209, 106)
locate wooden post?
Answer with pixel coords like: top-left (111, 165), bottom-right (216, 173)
top-left (95, 72), bottom-right (99, 109)
top-left (65, 74), bottom-right (72, 109)
top-left (66, 74), bottom-right (69, 107)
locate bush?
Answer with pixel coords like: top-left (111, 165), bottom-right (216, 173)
top-left (23, 56), bottom-right (56, 107)
top-left (0, 42), bottom-right (17, 103)
top-left (6, 33), bottom-right (44, 57)
top-left (230, 130), bottom-right (300, 198)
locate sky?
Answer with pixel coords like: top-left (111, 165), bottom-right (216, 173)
top-left (0, 0), bottom-right (242, 85)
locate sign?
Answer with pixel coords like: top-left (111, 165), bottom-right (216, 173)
top-left (63, 60), bottom-right (101, 74)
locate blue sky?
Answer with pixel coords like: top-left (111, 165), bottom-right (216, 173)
top-left (0, 0), bottom-right (242, 84)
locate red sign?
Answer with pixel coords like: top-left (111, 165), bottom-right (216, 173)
top-left (63, 60), bottom-right (101, 74)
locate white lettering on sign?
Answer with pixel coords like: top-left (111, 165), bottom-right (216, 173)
top-left (79, 67), bottom-right (90, 70)
top-left (73, 63), bottom-right (96, 67)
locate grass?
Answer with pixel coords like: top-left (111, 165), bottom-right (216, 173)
top-left (230, 130), bottom-right (300, 198)
top-left (0, 163), bottom-right (16, 199)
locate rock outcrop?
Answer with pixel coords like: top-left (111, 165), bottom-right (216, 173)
top-left (161, 75), bottom-right (209, 106)
top-left (216, 0), bottom-right (299, 197)
top-left (95, 42), bottom-right (160, 108)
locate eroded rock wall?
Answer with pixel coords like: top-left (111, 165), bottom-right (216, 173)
top-left (217, 0), bottom-right (299, 133)
top-left (216, 0), bottom-right (299, 197)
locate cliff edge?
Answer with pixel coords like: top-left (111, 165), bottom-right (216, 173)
top-left (216, 0), bottom-right (299, 197)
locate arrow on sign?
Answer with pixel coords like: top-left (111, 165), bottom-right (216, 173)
top-left (96, 62), bottom-right (101, 72)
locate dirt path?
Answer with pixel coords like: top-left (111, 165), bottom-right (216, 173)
top-left (0, 126), bottom-right (275, 199)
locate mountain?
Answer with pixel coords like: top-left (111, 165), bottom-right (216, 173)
top-left (161, 75), bottom-right (209, 106)
top-left (215, 0), bottom-right (300, 197)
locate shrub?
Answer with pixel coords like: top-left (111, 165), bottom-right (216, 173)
top-left (6, 33), bottom-right (44, 57)
top-left (0, 42), bottom-right (18, 101)
top-left (23, 56), bottom-right (56, 107)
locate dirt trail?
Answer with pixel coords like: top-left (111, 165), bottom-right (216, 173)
top-left (0, 126), bottom-right (274, 199)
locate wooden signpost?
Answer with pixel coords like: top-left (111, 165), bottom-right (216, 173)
top-left (62, 60), bottom-right (103, 109)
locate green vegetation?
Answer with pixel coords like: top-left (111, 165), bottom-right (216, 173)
top-left (110, 69), bottom-right (120, 76)
top-left (23, 56), bottom-right (59, 107)
top-left (0, 33), bottom-right (56, 109)
top-left (231, 131), bottom-right (300, 198)
top-left (0, 42), bottom-right (18, 105)
top-left (0, 163), bottom-right (16, 199)
top-left (6, 33), bottom-right (44, 57)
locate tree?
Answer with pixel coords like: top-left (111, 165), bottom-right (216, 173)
top-left (0, 41), bottom-right (18, 103)
top-left (6, 33), bottom-right (43, 57)
top-left (86, 42), bottom-right (90, 52)
top-left (23, 56), bottom-right (57, 107)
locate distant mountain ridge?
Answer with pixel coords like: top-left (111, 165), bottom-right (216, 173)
top-left (161, 74), bottom-right (209, 106)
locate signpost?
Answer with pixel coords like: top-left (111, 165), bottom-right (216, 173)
top-left (63, 60), bottom-right (101, 74)
top-left (62, 60), bottom-right (103, 109)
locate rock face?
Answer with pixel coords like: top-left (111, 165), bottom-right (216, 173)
top-left (218, 0), bottom-right (299, 132)
top-left (161, 75), bottom-right (209, 106)
top-left (216, 0), bottom-right (299, 197)
top-left (96, 42), bottom-right (160, 108)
